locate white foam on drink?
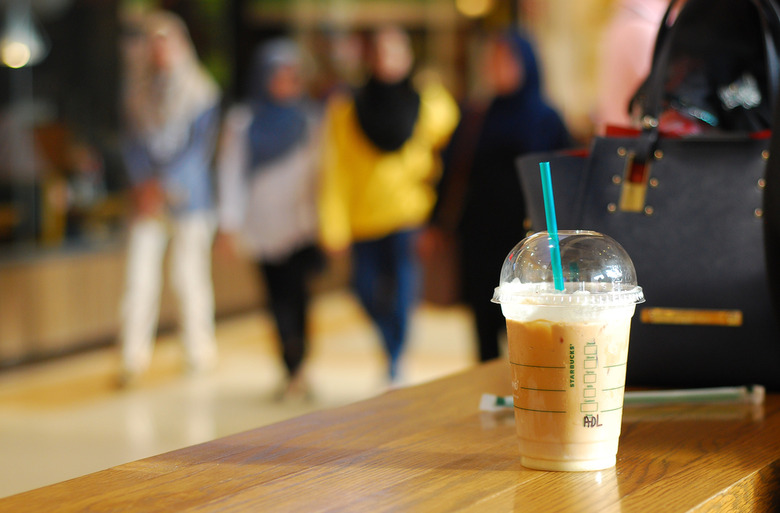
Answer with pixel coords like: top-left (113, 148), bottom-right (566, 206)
top-left (500, 302), bottom-right (636, 323)
top-left (494, 279), bottom-right (640, 323)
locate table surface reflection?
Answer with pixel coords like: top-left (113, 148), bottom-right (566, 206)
top-left (2, 360), bottom-right (779, 512)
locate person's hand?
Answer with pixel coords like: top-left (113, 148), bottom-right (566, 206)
top-left (214, 230), bottom-right (240, 259)
top-left (325, 244), bottom-right (350, 261)
top-left (131, 179), bottom-right (165, 218)
top-left (416, 225), bottom-right (447, 261)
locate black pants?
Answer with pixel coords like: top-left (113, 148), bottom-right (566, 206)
top-left (460, 233), bottom-right (512, 362)
top-left (260, 245), bottom-right (322, 376)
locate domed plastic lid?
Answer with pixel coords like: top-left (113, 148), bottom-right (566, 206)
top-left (492, 230), bottom-right (644, 306)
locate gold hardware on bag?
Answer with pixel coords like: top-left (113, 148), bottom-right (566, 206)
top-left (640, 307), bottom-right (743, 327)
top-left (641, 115), bottom-right (659, 129)
top-left (618, 151), bottom-right (651, 212)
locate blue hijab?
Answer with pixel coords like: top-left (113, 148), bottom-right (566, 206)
top-left (436, 29), bottom-right (570, 242)
top-left (479, 30), bottom-right (570, 156)
top-left (246, 39), bottom-right (308, 170)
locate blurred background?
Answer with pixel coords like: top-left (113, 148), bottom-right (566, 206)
top-left (0, 0), bottom-right (612, 367)
top-left (0, 0), bottom-right (623, 498)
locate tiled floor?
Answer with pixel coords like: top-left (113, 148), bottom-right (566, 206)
top-left (0, 289), bottom-right (478, 498)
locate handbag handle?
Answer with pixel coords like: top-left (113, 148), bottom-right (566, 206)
top-left (635, 0), bottom-right (780, 161)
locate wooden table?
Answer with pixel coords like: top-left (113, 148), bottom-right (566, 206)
top-left (2, 360), bottom-right (779, 512)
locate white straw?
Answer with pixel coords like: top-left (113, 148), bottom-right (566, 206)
top-left (479, 385), bottom-right (765, 412)
top-left (623, 385), bottom-right (765, 405)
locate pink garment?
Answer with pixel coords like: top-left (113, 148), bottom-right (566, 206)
top-left (594, 0), bottom-right (670, 133)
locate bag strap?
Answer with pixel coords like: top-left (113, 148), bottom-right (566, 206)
top-left (643, 0), bottom-right (780, 121)
top-left (635, 0), bottom-right (780, 161)
top-left (757, 0), bottom-right (780, 114)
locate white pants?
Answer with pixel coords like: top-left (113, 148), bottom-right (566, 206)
top-left (120, 212), bottom-right (217, 375)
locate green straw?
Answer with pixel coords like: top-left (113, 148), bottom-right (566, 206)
top-left (540, 162), bottom-right (564, 291)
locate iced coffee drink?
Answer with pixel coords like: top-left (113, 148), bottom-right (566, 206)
top-left (493, 231), bottom-right (643, 471)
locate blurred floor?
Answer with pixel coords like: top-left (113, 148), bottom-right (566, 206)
top-left (0, 289), bottom-right (478, 498)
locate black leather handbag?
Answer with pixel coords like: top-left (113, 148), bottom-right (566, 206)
top-left (518, 0), bottom-right (780, 390)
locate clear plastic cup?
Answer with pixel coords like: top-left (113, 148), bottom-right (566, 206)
top-left (492, 230), bottom-right (644, 471)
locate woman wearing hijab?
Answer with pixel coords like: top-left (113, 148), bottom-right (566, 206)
top-left (118, 10), bottom-right (221, 384)
top-left (217, 39), bottom-right (322, 399)
top-left (428, 30), bottom-right (571, 363)
top-left (319, 26), bottom-right (459, 383)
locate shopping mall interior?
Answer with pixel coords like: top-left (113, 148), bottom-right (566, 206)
top-left (0, 0), bottom-right (615, 498)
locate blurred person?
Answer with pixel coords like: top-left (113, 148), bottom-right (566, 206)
top-left (307, 29), bottom-right (364, 103)
top-left (216, 38), bottom-right (323, 400)
top-left (424, 30), bottom-right (571, 362)
top-left (118, 10), bottom-right (221, 384)
top-left (593, 0), bottom-right (670, 134)
top-left (318, 25), bottom-right (459, 383)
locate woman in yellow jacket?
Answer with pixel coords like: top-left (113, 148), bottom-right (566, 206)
top-left (319, 26), bottom-right (459, 382)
